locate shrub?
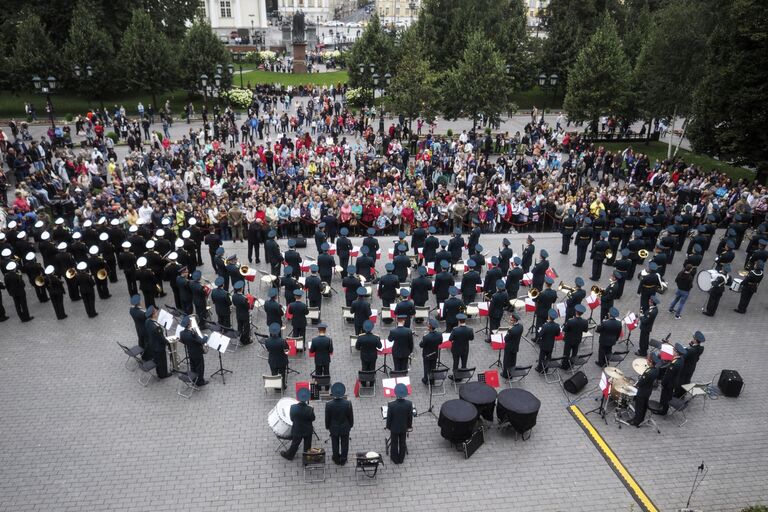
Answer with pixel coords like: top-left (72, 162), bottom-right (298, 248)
top-left (105, 131), bottom-right (118, 143)
top-left (221, 88), bottom-right (253, 109)
top-left (345, 87), bottom-right (373, 107)
top-left (446, 129), bottom-right (454, 137)
top-left (65, 113), bottom-right (74, 122)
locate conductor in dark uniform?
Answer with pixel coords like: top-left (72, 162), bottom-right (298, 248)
top-left (266, 322), bottom-right (289, 388)
top-left (309, 323), bottom-right (333, 376)
top-left (386, 383), bottom-right (413, 464)
top-left (211, 276), bottom-right (232, 328)
top-left (574, 218), bottom-right (593, 267)
top-left (503, 312), bottom-right (523, 377)
top-left (561, 304), bottom-right (588, 369)
top-left (350, 287), bottom-right (372, 335)
top-left (449, 313), bottom-right (473, 371)
top-left (280, 387), bottom-right (315, 460)
top-left (535, 308), bottom-right (560, 373)
top-left (420, 318), bottom-right (442, 384)
top-left (4, 262), bottom-right (33, 322)
top-left (44, 265), bottom-right (67, 320)
top-left (325, 382), bottom-right (353, 465)
top-left (735, 262), bottom-right (763, 314)
top-left (76, 261), bottom-right (98, 318)
top-left (590, 231), bottom-right (610, 281)
top-left (521, 235), bottom-right (535, 273)
top-left (145, 305), bottom-right (171, 378)
top-left (595, 307), bottom-right (622, 367)
top-left (628, 354), bottom-right (659, 426)
top-left (232, 281), bottom-right (252, 345)
top-left (388, 315), bottom-right (414, 372)
top-left (179, 315), bottom-right (209, 387)
top-left (355, 320), bottom-right (381, 381)
top-left (129, 294), bottom-right (150, 359)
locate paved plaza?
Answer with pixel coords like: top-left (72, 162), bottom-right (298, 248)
top-left (1, 230), bottom-right (766, 512)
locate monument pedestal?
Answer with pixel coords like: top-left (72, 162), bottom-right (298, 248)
top-left (292, 43), bottom-right (307, 74)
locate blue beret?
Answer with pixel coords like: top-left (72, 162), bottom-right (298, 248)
top-left (575, 304), bottom-right (586, 314)
top-left (574, 277), bottom-right (584, 287)
top-left (394, 383), bottom-right (408, 398)
top-left (340, 227), bottom-right (349, 236)
top-left (540, 249), bottom-right (549, 258)
top-left (496, 279), bottom-right (505, 290)
top-left (609, 307), bottom-right (619, 318)
top-left (288, 239), bottom-right (296, 247)
top-left (234, 280), bottom-right (244, 290)
top-left (297, 387), bottom-right (311, 402)
top-left (130, 294), bottom-right (141, 306)
top-left (180, 315), bottom-right (191, 327)
top-left (310, 264), bottom-right (319, 272)
top-left (456, 313), bottom-right (467, 321)
top-left (214, 276), bottom-right (224, 286)
top-left (545, 276), bottom-right (554, 285)
top-left (548, 308), bottom-right (558, 319)
top-left (145, 305), bottom-right (155, 318)
top-left (400, 288), bottom-right (410, 297)
top-left (367, 228), bottom-right (376, 235)
top-left (293, 289), bottom-right (304, 297)
top-left (269, 323), bottom-right (281, 335)
top-left (385, 263), bottom-right (395, 272)
top-left (475, 244), bottom-right (484, 252)
top-left (268, 287), bottom-right (278, 298)
top-left (357, 287), bottom-right (368, 296)
top-left (449, 286), bottom-right (458, 296)
top-left (284, 266), bottom-right (294, 275)
top-left (347, 265), bottom-right (356, 274)
top-left (192, 270), bottom-right (201, 281)
top-left (216, 247), bottom-right (225, 255)
top-left (363, 320), bottom-right (374, 332)
top-left (418, 266), bottom-right (427, 276)
top-left (693, 331), bottom-right (705, 343)
top-left (321, 242), bottom-right (330, 251)
top-left (513, 257), bottom-right (522, 265)
top-left (397, 243), bottom-right (407, 253)
top-left (428, 226), bottom-right (437, 234)
top-left (440, 260), bottom-right (450, 269)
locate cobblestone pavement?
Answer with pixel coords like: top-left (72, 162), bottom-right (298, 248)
top-left (0, 232), bottom-right (765, 511)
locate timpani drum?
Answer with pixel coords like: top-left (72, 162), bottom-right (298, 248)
top-left (268, 397), bottom-right (297, 438)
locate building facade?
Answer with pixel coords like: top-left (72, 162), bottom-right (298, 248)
top-left (375, 0), bottom-right (420, 26)
top-left (277, 0), bottom-right (358, 24)
top-left (201, 0), bottom-right (269, 40)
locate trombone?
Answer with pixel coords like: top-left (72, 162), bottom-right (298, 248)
top-left (590, 285), bottom-right (604, 296)
top-left (557, 281), bottom-right (576, 295)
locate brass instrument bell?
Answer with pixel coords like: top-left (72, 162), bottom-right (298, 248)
top-left (590, 285), bottom-right (604, 296)
top-left (96, 269), bottom-right (108, 280)
top-left (65, 267), bottom-right (77, 280)
top-left (557, 281), bottom-right (575, 293)
top-left (604, 249), bottom-right (613, 261)
top-left (34, 275), bottom-right (46, 287)
top-left (638, 249), bottom-right (649, 259)
top-left (528, 288), bottom-right (540, 299)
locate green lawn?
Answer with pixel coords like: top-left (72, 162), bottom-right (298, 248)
top-left (238, 70), bottom-right (348, 87)
top-left (600, 141), bottom-right (755, 181)
top-left (510, 86), bottom-right (563, 111)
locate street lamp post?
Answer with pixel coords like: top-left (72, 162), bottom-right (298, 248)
top-left (378, 73), bottom-right (392, 134)
top-left (538, 72), bottom-right (559, 103)
top-left (200, 73), bottom-right (209, 109)
top-left (73, 64), bottom-right (104, 112)
top-left (32, 75), bottom-right (57, 129)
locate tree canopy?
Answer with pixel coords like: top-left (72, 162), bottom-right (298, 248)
top-left (179, 20), bottom-right (232, 92)
top-left (346, 14), bottom-right (396, 89)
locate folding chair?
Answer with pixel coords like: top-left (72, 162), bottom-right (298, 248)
top-left (451, 367), bottom-right (476, 393)
top-left (667, 395), bottom-right (693, 427)
top-left (543, 357), bottom-right (565, 384)
top-left (117, 342), bottom-right (144, 370)
top-left (609, 349), bottom-right (629, 366)
top-left (311, 372), bottom-right (331, 401)
top-left (504, 365), bottom-right (533, 387)
top-left (349, 335), bottom-right (358, 353)
top-left (302, 449), bottom-right (326, 483)
top-left (354, 451), bottom-right (384, 486)
top-left (307, 307), bottom-right (321, 325)
top-left (176, 371), bottom-right (199, 399)
top-left (429, 368), bottom-right (449, 396)
top-left (568, 352), bottom-right (593, 375)
top-left (263, 374), bottom-right (285, 398)
top-left (414, 306), bottom-right (430, 323)
top-left (358, 371), bottom-right (377, 397)
top-left (389, 369), bottom-right (408, 379)
top-left (138, 360), bottom-right (157, 386)
top-left (342, 306), bottom-right (354, 323)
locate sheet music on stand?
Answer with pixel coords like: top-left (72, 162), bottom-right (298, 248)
top-left (207, 331), bottom-right (231, 353)
top-left (175, 316), bottom-right (203, 338)
top-left (157, 309), bottom-right (175, 331)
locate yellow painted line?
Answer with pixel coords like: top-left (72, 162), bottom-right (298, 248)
top-left (568, 405), bottom-right (659, 512)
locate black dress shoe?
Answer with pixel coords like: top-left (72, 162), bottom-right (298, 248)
top-left (280, 451), bottom-right (293, 461)
top-left (734, 309), bottom-right (745, 314)
top-left (594, 361), bottom-right (604, 368)
top-left (634, 350), bottom-right (646, 357)
top-left (573, 264), bottom-right (582, 267)
top-left (0, 316), bottom-right (9, 322)
top-left (197, 380), bottom-right (209, 387)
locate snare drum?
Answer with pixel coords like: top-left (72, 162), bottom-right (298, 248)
top-left (730, 278), bottom-right (743, 292)
top-left (267, 397), bottom-right (297, 438)
top-left (613, 383), bottom-right (638, 408)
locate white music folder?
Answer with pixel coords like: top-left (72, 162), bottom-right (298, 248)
top-left (207, 331), bottom-right (230, 353)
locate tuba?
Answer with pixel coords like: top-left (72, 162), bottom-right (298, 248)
top-left (604, 249), bottom-right (613, 261)
top-left (35, 275), bottom-right (46, 287)
top-left (97, 269), bottom-right (108, 280)
top-left (239, 264), bottom-right (250, 277)
top-left (527, 288), bottom-right (540, 299)
top-left (65, 267), bottom-right (77, 280)
top-left (638, 249), bottom-right (649, 259)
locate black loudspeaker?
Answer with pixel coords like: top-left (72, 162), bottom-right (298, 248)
top-left (718, 370), bottom-right (743, 397)
top-left (564, 371), bottom-right (588, 394)
top-left (462, 426), bottom-right (485, 459)
top-left (294, 236), bottom-right (307, 248)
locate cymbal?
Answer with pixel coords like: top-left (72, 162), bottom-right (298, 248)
top-left (632, 358), bottom-right (650, 375)
top-left (509, 299), bottom-right (526, 309)
top-left (615, 383), bottom-right (637, 396)
top-left (603, 366), bottom-right (624, 380)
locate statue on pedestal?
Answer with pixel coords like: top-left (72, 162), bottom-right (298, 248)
top-left (292, 11), bottom-right (306, 43)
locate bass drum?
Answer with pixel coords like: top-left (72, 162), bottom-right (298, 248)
top-left (267, 397), bottom-right (297, 438)
top-left (696, 269), bottom-right (719, 292)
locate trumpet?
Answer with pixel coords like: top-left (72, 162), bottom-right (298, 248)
top-left (96, 269), bottom-right (108, 280)
top-left (590, 285), bottom-right (604, 296)
top-left (557, 281), bottom-right (576, 293)
top-left (528, 288), bottom-right (540, 299)
top-left (65, 267), bottom-right (77, 280)
top-left (34, 275), bottom-right (46, 287)
top-left (637, 249), bottom-right (649, 259)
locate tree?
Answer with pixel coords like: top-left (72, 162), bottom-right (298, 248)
top-left (347, 14), bottom-right (396, 89)
top-left (563, 14), bottom-right (633, 131)
top-left (542, 0), bottom-right (624, 84)
top-left (383, 28), bottom-right (439, 125)
top-left (7, 14), bottom-right (59, 92)
top-left (634, 0), bottom-right (712, 156)
top-left (688, 0), bottom-right (768, 179)
top-left (440, 31), bottom-right (510, 128)
top-left (63, 0), bottom-right (117, 98)
top-left (118, 9), bottom-right (178, 110)
top-left (179, 19), bottom-right (231, 92)
top-left (417, 0), bottom-right (528, 83)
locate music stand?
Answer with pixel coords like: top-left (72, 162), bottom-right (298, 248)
top-left (208, 331), bottom-right (233, 384)
top-left (587, 305), bottom-right (599, 328)
top-left (488, 332), bottom-right (505, 369)
top-left (417, 365), bottom-right (439, 421)
top-left (376, 352), bottom-right (393, 376)
top-left (475, 313), bottom-right (491, 336)
top-left (583, 392), bottom-right (609, 425)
